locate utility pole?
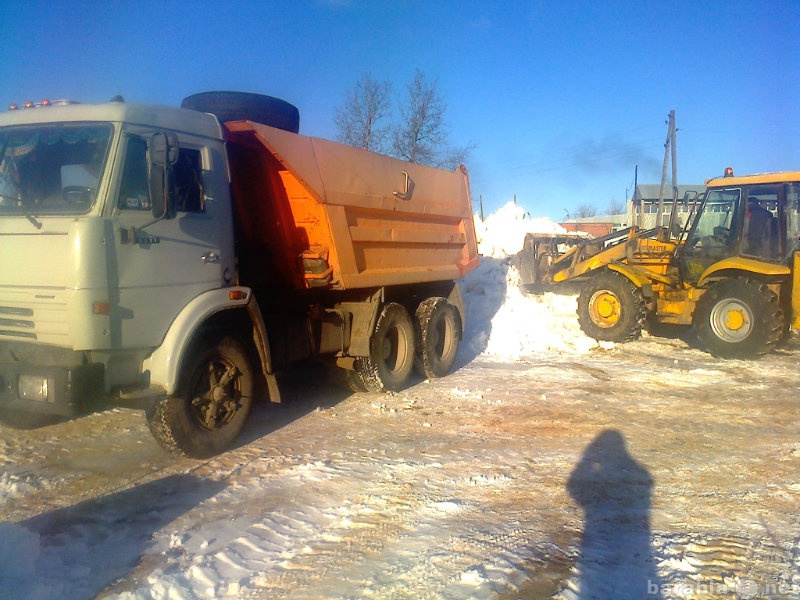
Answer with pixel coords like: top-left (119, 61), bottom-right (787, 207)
top-left (655, 110), bottom-right (677, 228)
top-left (634, 164), bottom-right (639, 228)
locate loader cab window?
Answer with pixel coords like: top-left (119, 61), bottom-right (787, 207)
top-left (741, 186), bottom-right (779, 260)
top-left (679, 188), bottom-right (740, 282)
top-left (684, 188), bottom-right (740, 258)
top-left (785, 183), bottom-right (800, 254)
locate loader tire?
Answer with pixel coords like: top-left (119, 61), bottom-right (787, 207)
top-left (577, 271), bottom-right (647, 342)
top-left (414, 297), bottom-right (461, 378)
top-left (694, 278), bottom-right (784, 358)
top-left (353, 303), bottom-right (416, 392)
top-left (146, 336), bottom-right (254, 458)
top-left (181, 91), bottom-right (300, 133)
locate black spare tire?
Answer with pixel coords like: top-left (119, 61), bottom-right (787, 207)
top-left (181, 91), bottom-right (300, 133)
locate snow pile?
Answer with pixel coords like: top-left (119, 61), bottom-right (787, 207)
top-left (461, 202), bottom-right (607, 359)
top-left (474, 201), bottom-right (568, 258)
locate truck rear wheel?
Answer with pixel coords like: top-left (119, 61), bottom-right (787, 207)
top-left (146, 336), bottom-right (254, 458)
top-left (694, 278), bottom-right (784, 358)
top-left (181, 91), bottom-right (300, 133)
top-left (414, 297), bottom-right (461, 378)
top-left (577, 271), bottom-right (647, 342)
top-left (353, 303), bottom-right (416, 392)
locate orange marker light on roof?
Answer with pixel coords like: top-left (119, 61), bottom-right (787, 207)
top-left (724, 167), bottom-right (734, 177)
top-left (9, 103), bottom-right (18, 110)
top-left (23, 101), bottom-right (34, 109)
top-left (41, 99), bottom-right (50, 106)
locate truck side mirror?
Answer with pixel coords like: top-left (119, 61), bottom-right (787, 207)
top-left (149, 132), bottom-right (179, 220)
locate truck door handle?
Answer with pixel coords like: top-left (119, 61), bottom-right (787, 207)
top-left (201, 251), bottom-right (220, 263)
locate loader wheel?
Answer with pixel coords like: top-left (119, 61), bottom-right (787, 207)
top-left (181, 91), bottom-right (300, 133)
top-left (577, 271), bottom-right (647, 342)
top-left (414, 297), bottom-right (462, 378)
top-left (354, 303), bottom-right (416, 392)
top-left (146, 336), bottom-right (254, 458)
top-left (694, 278), bottom-right (784, 358)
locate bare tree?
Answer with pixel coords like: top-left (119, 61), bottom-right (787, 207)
top-left (575, 204), bottom-right (598, 218)
top-left (439, 141), bottom-right (477, 171)
top-left (390, 69), bottom-right (449, 166)
top-left (606, 197), bottom-right (626, 215)
top-left (335, 69), bottom-right (472, 168)
top-left (334, 73), bottom-right (392, 152)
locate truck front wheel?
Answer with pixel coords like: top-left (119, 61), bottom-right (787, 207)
top-left (146, 336), bottom-right (254, 458)
top-left (694, 278), bottom-right (784, 358)
top-left (353, 303), bottom-right (416, 392)
top-left (415, 297), bottom-right (461, 378)
top-left (577, 271), bottom-right (647, 342)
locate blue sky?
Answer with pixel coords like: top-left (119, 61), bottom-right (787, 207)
top-left (3, 0), bottom-right (798, 221)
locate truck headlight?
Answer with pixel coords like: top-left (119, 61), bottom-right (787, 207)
top-left (19, 375), bottom-right (52, 402)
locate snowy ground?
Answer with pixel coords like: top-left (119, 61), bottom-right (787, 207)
top-left (1, 204), bottom-right (798, 599)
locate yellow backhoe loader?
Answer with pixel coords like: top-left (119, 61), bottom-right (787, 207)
top-left (520, 170), bottom-right (800, 358)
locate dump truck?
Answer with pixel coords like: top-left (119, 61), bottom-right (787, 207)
top-left (0, 92), bottom-right (479, 457)
top-left (520, 169), bottom-right (800, 358)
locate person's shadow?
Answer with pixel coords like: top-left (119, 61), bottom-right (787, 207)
top-left (567, 429), bottom-right (663, 599)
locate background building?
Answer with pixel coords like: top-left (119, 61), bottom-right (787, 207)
top-left (561, 183), bottom-right (706, 235)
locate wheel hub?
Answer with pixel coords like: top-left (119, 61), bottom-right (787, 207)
top-left (590, 291), bottom-right (621, 327)
top-left (710, 298), bottom-right (753, 342)
top-left (211, 385), bottom-right (227, 402)
top-left (191, 362), bottom-right (240, 430)
top-left (724, 309), bottom-right (746, 331)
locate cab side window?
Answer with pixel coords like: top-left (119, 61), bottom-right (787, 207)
top-left (174, 148), bottom-right (204, 213)
top-left (118, 137), bottom-right (204, 213)
top-left (117, 136), bottom-right (151, 211)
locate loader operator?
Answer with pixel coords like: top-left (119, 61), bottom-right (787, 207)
top-left (743, 197), bottom-right (774, 258)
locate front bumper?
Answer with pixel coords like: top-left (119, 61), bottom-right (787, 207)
top-left (0, 362), bottom-right (103, 416)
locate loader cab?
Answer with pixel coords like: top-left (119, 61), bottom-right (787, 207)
top-left (678, 174), bottom-right (800, 284)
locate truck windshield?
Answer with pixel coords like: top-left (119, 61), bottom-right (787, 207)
top-left (0, 124), bottom-right (112, 215)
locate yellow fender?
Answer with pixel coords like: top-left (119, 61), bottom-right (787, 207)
top-left (696, 257), bottom-right (790, 287)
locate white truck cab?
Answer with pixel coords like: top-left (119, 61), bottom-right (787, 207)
top-left (0, 101), bottom-right (236, 415)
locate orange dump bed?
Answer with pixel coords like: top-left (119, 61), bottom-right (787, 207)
top-left (224, 121), bottom-right (479, 291)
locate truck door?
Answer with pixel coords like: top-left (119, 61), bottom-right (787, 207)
top-left (110, 130), bottom-right (234, 350)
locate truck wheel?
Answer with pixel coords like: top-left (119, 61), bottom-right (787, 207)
top-left (343, 361), bottom-right (368, 392)
top-left (414, 297), bottom-right (461, 378)
top-left (146, 336), bottom-right (254, 458)
top-left (181, 91), bottom-right (300, 133)
top-left (694, 278), bottom-right (784, 358)
top-left (577, 271), bottom-right (647, 342)
top-left (354, 303), bottom-right (416, 392)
